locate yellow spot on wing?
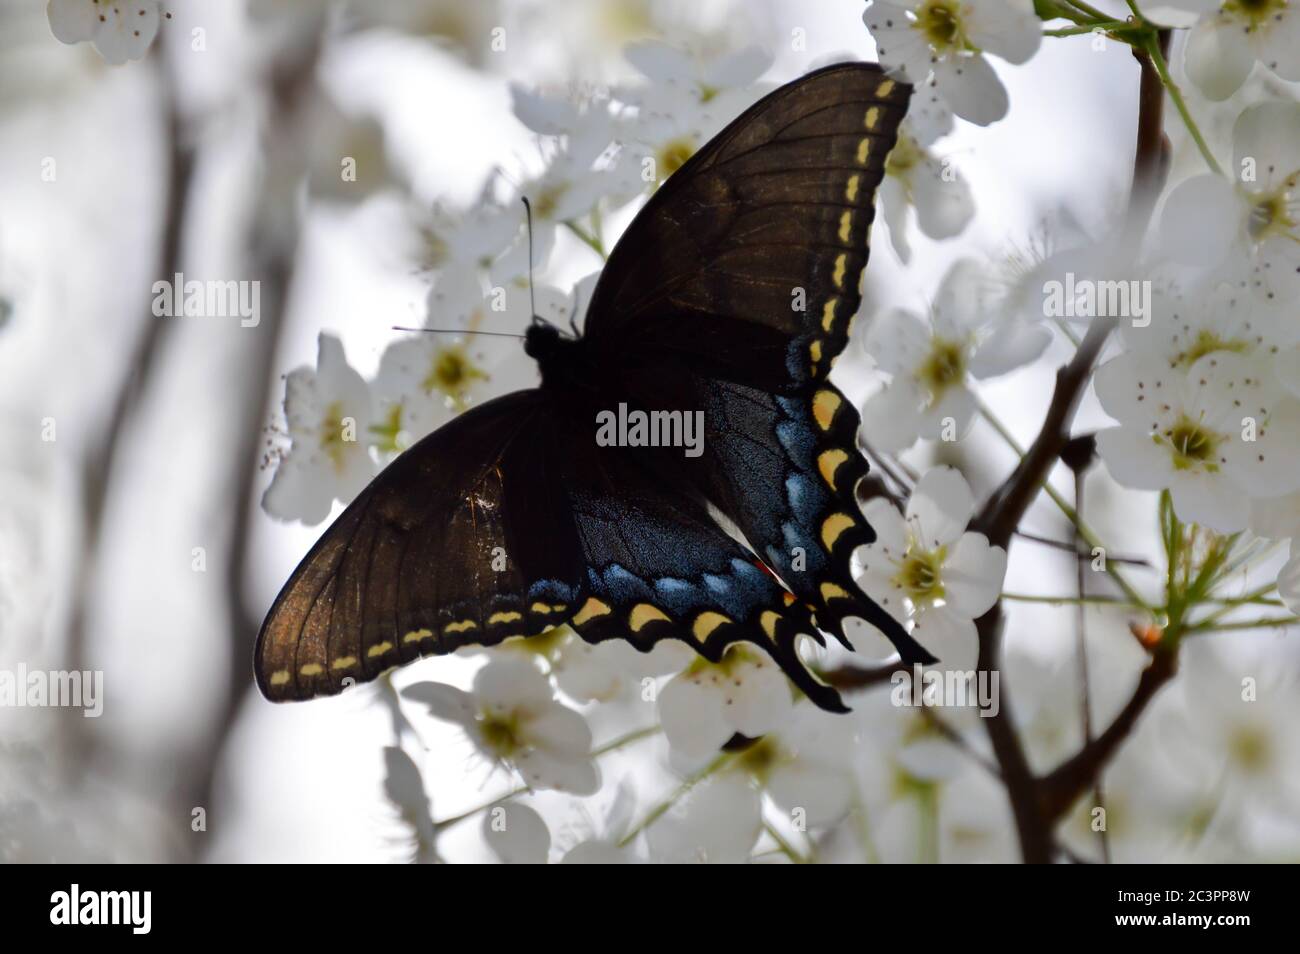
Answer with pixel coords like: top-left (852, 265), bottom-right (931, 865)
top-left (530, 601), bottom-right (555, 614)
top-left (269, 670), bottom-right (290, 686)
top-left (818, 449), bottom-right (849, 488)
top-left (864, 106), bottom-right (880, 130)
top-left (367, 642), bottom-right (393, 658)
top-left (692, 611), bottom-right (731, 641)
top-left (810, 340), bottom-right (823, 366)
top-left (856, 139), bottom-right (871, 165)
top-left (820, 582), bottom-right (851, 601)
top-left (572, 597), bottom-right (611, 626)
top-left (489, 611), bottom-right (522, 625)
top-left (821, 513), bottom-right (855, 550)
top-left (403, 628), bottom-right (433, 644)
top-left (629, 603), bottom-right (670, 632)
top-left (822, 297), bottom-right (838, 331)
top-left (444, 619), bottom-right (477, 634)
top-left (812, 389), bottom-right (841, 431)
top-left (877, 80), bottom-right (895, 98)
top-left (300, 663), bottom-right (323, 677)
top-left (838, 210), bottom-right (852, 243)
top-left (845, 174), bottom-right (860, 202)
top-left (332, 656), bottom-right (357, 670)
top-left (760, 611), bottom-right (780, 639)
top-left (832, 255), bottom-right (847, 290)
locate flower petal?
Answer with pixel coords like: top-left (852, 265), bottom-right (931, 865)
top-left (906, 465), bottom-right (975, 547)
top-left (483, 803), bottom-right (550, 864)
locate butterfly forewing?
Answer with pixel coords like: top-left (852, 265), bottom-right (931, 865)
top-left (584, 62), bottom-right (910, 391)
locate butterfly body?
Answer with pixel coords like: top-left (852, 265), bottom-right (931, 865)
top-left (257, 62), bottom-right (931, 714)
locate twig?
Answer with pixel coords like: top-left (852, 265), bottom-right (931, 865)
top-left (967, 32), bottom-right (1172, 864)
top-left (1038, 644), bottom-right (1178, 821)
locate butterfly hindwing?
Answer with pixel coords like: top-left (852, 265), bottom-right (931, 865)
top-left (584, 62), bottom-right (909, 393)
top-left (557, 431), bottom-right (846, 712)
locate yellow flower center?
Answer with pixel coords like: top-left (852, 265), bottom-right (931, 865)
top-left (736, 735), bottom-right (781, 783)
top-left (319, 401), bottom-right (353, 472)
top-left (1246, 187), bottom-right (1296, 241)
top-left (1174, 328), bottom-right (1249, 368)
top-left (368, 402), bottom-right (406, 455)
top-left (1158, 415), bottom-right (1222, 472)
top-left (1226, 0), bottom-right (1288, 29)
top-left (656, 137), bottom-right (696, 181)
top-left (684, 643), bottom-right (761, 679)
top-left (916, 0), bottom-right (971, 52)
top-left (531, 183), bottom-right (567, 220)
top-left (894, 545), bottom-right (947, 603)
top-left (885, 131), bottom-right (925, 181)
top-left (1229, 723), bottom-right (1271, 773)
top-left (422, 345), bottom-right (487, 412)
top-left (479, 712), bottom-right (523, 759)
top-left (918, 337), bottom-right (967, 402)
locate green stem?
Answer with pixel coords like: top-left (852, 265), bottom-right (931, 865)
top-left (1189, 615), bottom-right (1300, 635)
top-left (1044, 20), bottom-right (1131, 37)
top-left (618, 751), bottom-right (733, 848)
top-left (1140, 30), bottom-right (1223, 176)
top-left (762, 821), bottom-right (810, 864)
top-left (1067, 0), bottom-right (1113, 20)
top-left (1001, 591), bottom-right (1132, 606)
top-left (563, 219), bottom-right (606, 258)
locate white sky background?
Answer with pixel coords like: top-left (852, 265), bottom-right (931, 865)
top-left (2, 0), bottom-right (1286, 862)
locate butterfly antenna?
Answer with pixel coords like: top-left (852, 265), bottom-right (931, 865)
top-left (521, 196), bottom-right (538, 323)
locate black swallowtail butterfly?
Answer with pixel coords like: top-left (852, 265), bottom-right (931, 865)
top-left (255, 62), bottom-right (934, 713)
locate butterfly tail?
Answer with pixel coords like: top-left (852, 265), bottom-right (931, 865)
top-left (808, 565), bottom-right (938, 666)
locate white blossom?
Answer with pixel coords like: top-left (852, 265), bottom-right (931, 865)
top-left (1159, 101), bottom-right (1300, 303)
top-left (47, 0), bottom-right (162, 65)
top-left (863, 0), bottom-right (1041, 126)
top-left (262, 334), bottom-right (376, 525)
top-left (1094, 348), bottom-right (1300, 531)
top-left (403, 658), bottom-right (599, 795)
top-left (879, 119), bottom-right (975, 263)
top-left (860, 258), bottom-right (1050, 450)
top-left (1162, 0), bottom-right (1300, 100)
top-left (656, 646), bottom-right (793, 762)
top-left (857, 466), bottom-right (1006, 670)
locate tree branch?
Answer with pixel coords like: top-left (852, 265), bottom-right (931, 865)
top-left (967, 31), bottom-right (1172, 864)
top-left (1038, 643), bottom-right (1178, 822)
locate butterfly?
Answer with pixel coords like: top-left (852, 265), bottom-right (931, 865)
top-left (255, 62), bottom-right (935, 714)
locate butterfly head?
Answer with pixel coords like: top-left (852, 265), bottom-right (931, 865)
top-left (525, 316), bottom-right (585, 387)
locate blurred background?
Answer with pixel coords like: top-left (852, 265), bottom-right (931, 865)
top-left (1, 0), bottom-right (1296, 863)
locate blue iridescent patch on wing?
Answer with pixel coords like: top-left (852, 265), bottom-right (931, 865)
top-left (596, 563), bottom-right (655, 602)
top-left (655, 576), bottom-right (706, 615)
top-left (527, 579), bottom-right (576, 603)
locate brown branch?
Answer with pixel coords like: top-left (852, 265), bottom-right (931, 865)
top-left (61, 47), bottom-right (193, 771)
top-left (177, 27), bottom-right (327, 859)
top-left (821, 658), bottom-right (910, 691)
top-left (1038, 643), bottom-right (1178, 822)
top-left (966, 31), bottom-right (1173, 864)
